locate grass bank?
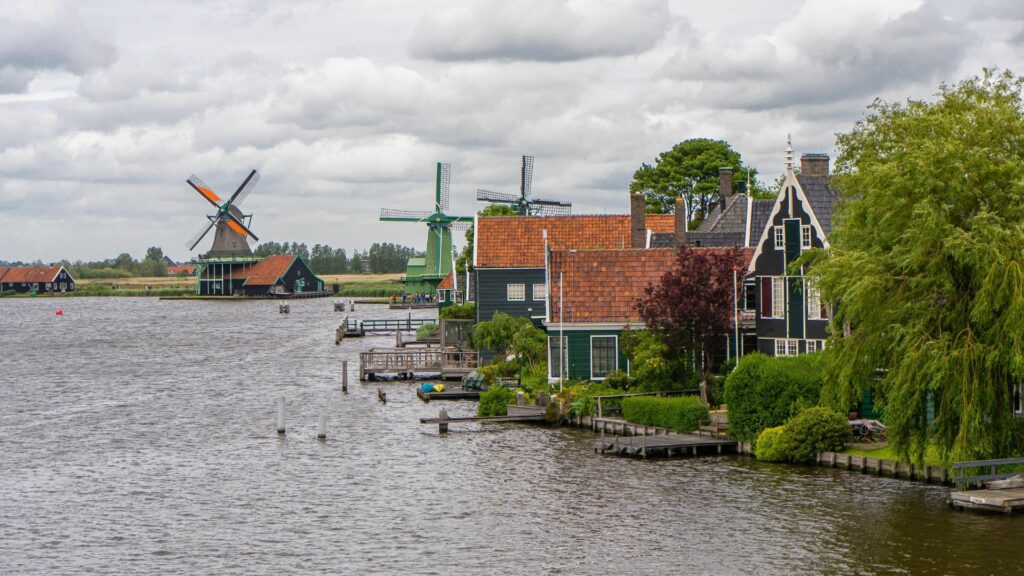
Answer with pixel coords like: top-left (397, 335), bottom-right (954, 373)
top-left (840, 443), bottom-right (946, 467)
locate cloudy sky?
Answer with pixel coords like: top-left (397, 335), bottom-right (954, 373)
top-left (0, 0), bottom-right (1020, 262)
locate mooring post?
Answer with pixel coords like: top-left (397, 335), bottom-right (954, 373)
top-left (378, 388), bottom-right (386, 404)
top-left (276, 397), bottom-right (286, 435)
top-left (341, 360), bottom-right (349, 392)
top-left (516, 391), bottom-right (525, 406)
top-left (438, 408), bottom-right (449, 434)
top-left (318, 415), bottom-right (327, 440)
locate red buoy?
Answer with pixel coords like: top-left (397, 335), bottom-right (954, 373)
top-left (56, 309), bottom-right (63, 316)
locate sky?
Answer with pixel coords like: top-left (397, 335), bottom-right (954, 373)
top-left (0, 0), bottom-right (1021, 263)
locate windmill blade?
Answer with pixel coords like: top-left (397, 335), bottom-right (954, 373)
top-left (227, 169), bottom-right (260, 207)
top-left (521, 155), bottom-right (534, 200)
top-left (226, 212), bottom-right (259, 241)
top-left (186, 175), bottom-right (222, 208)
top-left (380, 208), bottom-right (433, 221)
top-left (533, 204), bottom-right (572, 216)
top-left (438, 163), bottom-right (451, 213)
top-left (530, 197), bottom-right (572, 208)
top-left (476, 189), bottom-right (519, 203)
top-left (186, 218), bottom-right (217, 251)
top-left (450, 221), bottom-right (473, 232)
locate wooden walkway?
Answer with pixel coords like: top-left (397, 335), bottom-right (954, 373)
top-left (336, 316), bottom-right (435, 342)
top-left (596, 432), bottom-right (739, 459)
top-left (949, 487), bottom-right (1024, 513)
top-left (359, 348), bottom-right (478, 380)
top-left (416, 387), bottom-right (481, 402)
top-left (948, 456), bottom-right (1024, 513)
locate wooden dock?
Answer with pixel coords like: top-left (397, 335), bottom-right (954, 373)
top-left (596, 432), bottom-right (739, 458)
top-left (948, 457), bottom-right (1024, 513)
top-left (336, 316), bottom-right (435, 342)
top-left (416, 386), bottom-right (481, 402)
top-left (389, 302), bottom-right (437, 310)
top-left (359, 348), bottom-right (478, 380)
top-left (949, 487), bottom-right (1024, 513)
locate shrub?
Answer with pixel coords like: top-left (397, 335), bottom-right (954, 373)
top-left (622, 396), bottom-right (709, 433)
top-left (620, 330), bottom-right (695, 390)
top-left (563, 381), bottom-right (621, 417)
top-left (603, 370), bottom-right (634, 390)
top-left (755, 426), bottom-right (788, 462)
top-left (724, 353), bottom-right (823, 441)
top-left (781, 407), bottom-right (850, 463)
top-left (416, 323), bottom-right (439, 339)
top-left (478, 386), bottom-right (515, 417)
top-left (440, 302), bottom-right (475, 320)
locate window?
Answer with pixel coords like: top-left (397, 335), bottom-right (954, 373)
top-left (743, 280), bottom-right (757, 311)
top-left (507, 283), bottom-right (525, 301)
top-left (590, 336), bottom-right (618, 379)
top-left (801, 225), bottom-right (812, 249)
top-left (548, 336), bottom-right (567, 379)
top-left (806, 340), bottom-right (823, 353)
top-left (807, 286), bottom-right (822, 320)
top-left (1014, 382), bottom-right (1023, 415)
top-left (775, 339), bottom-right (799, 357)
top-left (533, 283), bottom-right (546, 301)
top-left (774, 226), bottom-right (784, 249)
top-left (772, 277), bottom-right (785, 319)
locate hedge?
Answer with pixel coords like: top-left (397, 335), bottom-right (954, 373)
top-left (621, 396), bottom-right (709, 433)
top-left (754, 408), bottom-right (850, 463)
top-left (478, 386), bottom-right (514, 417)
top-left (724, 353), bottom-right (823, 442)
top-left (754, 426), bottom-right (788, 462)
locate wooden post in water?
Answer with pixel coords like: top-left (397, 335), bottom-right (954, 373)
top-left (378, 388), bottom-right (386, 404)
top-left (341, 360), bottom-right (349, 392)
top-left (317, 415), bottom-right (327, 440)
top-left (438, 408), bottom-right (449, 434)
top-left (276, 397), bottom-right (286, 435)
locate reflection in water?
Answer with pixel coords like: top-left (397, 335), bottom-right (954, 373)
top-left (1, 298), bottom-right (1021, 575)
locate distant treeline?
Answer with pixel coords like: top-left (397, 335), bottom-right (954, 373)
top-left (255, 241), bottom-right (420, 274)
top-left (2, 247), bottom-right (171, 279)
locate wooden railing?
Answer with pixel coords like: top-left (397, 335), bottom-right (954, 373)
top-left (360, 318), bottom-right (434, 333)
top-left (952, 457), bottom-right (1024, 488)
top-left (593, 389), bottom-right (700, 419)
top-left (359, 348), bottom-right (479, 372)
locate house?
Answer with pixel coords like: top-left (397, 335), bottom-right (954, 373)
top-left (0, 266), bottom-right (75, 294)
top-left (436, 271), bottom-right (458, 310)
top-left (748, 143), bottom-right (838, 356)
top-left (167, 264), bottom-right (196, 276)
top-left (196, 254), bottom-right (325, 297)
top-left (472, 197), bottom-right (675, 326)
top-left (543, 246), bottom-right (753, 382)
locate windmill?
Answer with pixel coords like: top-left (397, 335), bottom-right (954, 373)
top-left (380, 162), bottom-right (473, 294)
top-left (476, 155), bottom-right (571, 216)
top-left (185, 169), bottom-right (261, 257)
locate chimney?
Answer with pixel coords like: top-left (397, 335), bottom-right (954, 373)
top-left (674, 196), bottom-right (687, 248)
top-left (630, 193), bottom-right (646, 249)
top-left (719, 167), bottom-right (734, 198)
top-left (800, 153), bottom-right (830, 176)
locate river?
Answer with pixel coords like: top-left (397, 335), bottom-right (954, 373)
top-left (0, 297), bottom-right (1020, 575)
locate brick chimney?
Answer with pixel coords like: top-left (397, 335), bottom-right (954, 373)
top-left (800, 153), bottom-right (830, 176)
top-left (719, 167), bottom-right (734, 198)
top-left (630, 193), bottom-right (646, 249)
top-left (674, 196), bottom-right (687, 247)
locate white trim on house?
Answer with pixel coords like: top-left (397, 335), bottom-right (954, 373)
top-left (589, 334), bottom-right (618, 380)
top-left (744, 195), bottom-right (753, 247)
top-left (774, 338), bottom-right (799, 357)
top-left (532, 283), bottom-right (546, 301)
top-left (747, 166), bottom-right (831, 273)
top-left (547, 335), bottom-right (568, 381)
top-left (507, 283), bottom-right (525, 301)
top-left (540, 321), bottom-right (640, 331)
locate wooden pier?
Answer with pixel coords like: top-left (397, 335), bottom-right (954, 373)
top-left (335, 315), bottom-right (435, 342)
top-left (948, 457), bottom-right (1024, 513)
top-left (389, 302), bottom-right (437, 310)
top-left (596, 432), bottom-right (739, 458)
top-left (420, 405), bottom-right (545, 432)
top-left (416, 386), bottom-right (480, 402)
top-left (359, 348), bottom-right (478, 380)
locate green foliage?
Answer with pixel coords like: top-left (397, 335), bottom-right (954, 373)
top-left (440, 302), bottom-right (475, 320)
top-left (620, 330), bottom-right (694, 390)
top-left (754, 426), bottom-right (789, 462)
top-left (779, 407), bottom-right (850, 463)
top-left (562, 381), bottom-right (622, 417)
top-left (334, 281), bottom-right (403, 297)
top-left (621, 396), bottom-right (709, 433)
top-left (473, 312), bottom-right (546, 369)
top-left (416, 323), bottom-right (439, 339)
top-left (811, 70), bottom-right (1024, 462)
top-left (478, 386), bottom-right (515, 417)
top-left (603, 370), bottom-right (635, 390)
top-left (723, 353), bottom-right (824, 441)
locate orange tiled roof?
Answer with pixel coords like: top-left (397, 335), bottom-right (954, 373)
top-left (242, 254), bottom-right (297, 286)
top-left (167, 264), bottom-right (196, 275)
top-left (1, 266), bottom-right (62, 283)
top-left (437, 272), bottom-right (453, 290)
top-left (0, 267), bottom-right (8, 281)
top-left (548, 247), bottom-right (753, 324)
top-left (476, 214), bottom-right (676, 268)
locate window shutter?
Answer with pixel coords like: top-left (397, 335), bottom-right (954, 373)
top-left (761, 277), bottom-right (772, 318)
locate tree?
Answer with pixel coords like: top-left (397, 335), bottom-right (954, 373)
top-left (629, 138), bottom-right (757, 222)
top-left (636, 246), bottom-right (747, 403)
top-left (145, 246), bottom-right (164, 262)
top-left (810, 70), bottom-right (1024, 463)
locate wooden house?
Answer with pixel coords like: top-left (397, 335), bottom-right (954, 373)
top-left (436, 272), bottom-right (457, 311)
top-left (472, 197), bottom-right (675, 326)
top-left (544, 246), bottom-right (753, 382)
top-left (0, 266), bottom-right (75, 294)
top-left (748, 145), bottom-right (838, 356)
top-left (197, 254), bottom-right (325, 297)
top-left (167, 264), bottom-right (196, 276)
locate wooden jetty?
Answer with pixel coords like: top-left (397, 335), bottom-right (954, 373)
top-left (420, 405), bottom-right (545, 432)
top-left (596, 432), bottom-right (739, 458)
top-left (416, 386), bottom-right (480, 402)
top-left (389, 302), bottom-right (437, 310)
top-left (948, 457), bottom-right (1024, 513)
top-left (359, 347), bottom-right (478, 380)
top-left (335, 315), bottom-right (435, 342)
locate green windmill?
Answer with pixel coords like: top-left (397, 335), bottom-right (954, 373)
top-left (380, 162), bottom-right (473, 295)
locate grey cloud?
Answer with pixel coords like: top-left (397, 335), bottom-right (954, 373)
top-left (0, 13), bottom-right (116, 93)
top-left (408, 0), bottom-right (673, 62)
top-left (664, 3), bottom-right (967, 111)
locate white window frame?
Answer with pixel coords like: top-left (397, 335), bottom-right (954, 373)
top-left (775, 338), bottom-right (799, 357)
top-left (801, 225), bottom-right (812, 249)
top-left (590, 335), bottom-right (618, 380)
top-left (548, 336), bottom-right (567, 380)
top-left (770, 277), bottom-right (785, 319)
top-left (806, 340), bottom-right (819, 353)
top-left (532, 283), bottom-right (546, 301)
top-left (807, 285), bottom-right (822, 320)
top-left (506, 283), bottom-right (525, 301)
top-left (773, 226), bottom-right (784, 249)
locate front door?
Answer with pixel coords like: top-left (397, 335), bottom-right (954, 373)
top-left (294, 277), bottom-right (306, 293)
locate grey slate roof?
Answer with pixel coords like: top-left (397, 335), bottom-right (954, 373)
top-left (698, 194), bottom-right (748, 235)
top-left (649, 194), bottom-right (776, 248)
top-left (796, 174), bottom-right (839, 234)
top-left (749, 199), bottom-right (775, 244)
top-left (649, 231), bottom-right (745, 248)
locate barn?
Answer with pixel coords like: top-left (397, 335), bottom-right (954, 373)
top-left (196, 254), bottom-right (325, 297)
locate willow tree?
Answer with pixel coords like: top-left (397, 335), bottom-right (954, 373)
top-left (811, 70), bottom-right (1024, 463)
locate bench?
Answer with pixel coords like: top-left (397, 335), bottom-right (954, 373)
top-left (699, 413), bottom-right (729, 438)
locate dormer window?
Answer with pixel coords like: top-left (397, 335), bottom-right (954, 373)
top-left (773, 226), bottom-right (784, 249)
